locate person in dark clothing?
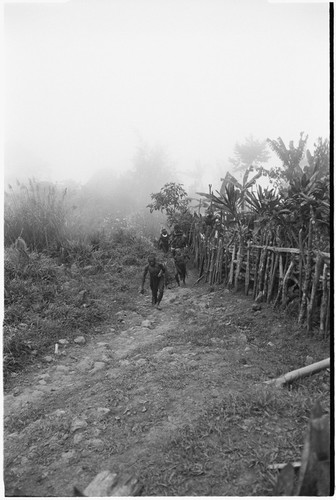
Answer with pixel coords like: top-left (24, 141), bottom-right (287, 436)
top-left (173, 248), bottom-right (189, 286)
top-left (140, 254), bottom-right (166, 309)
top-left (158, 228), bottom-right (170, 253)
top-left (170, 224), bottom-right (187, 257)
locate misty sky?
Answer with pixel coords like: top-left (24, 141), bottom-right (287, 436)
top-left (4, 0), bottom-right (330, 187)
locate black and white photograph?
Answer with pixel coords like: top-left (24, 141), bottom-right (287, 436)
top-left (3, 0), bottom-right (331, 496)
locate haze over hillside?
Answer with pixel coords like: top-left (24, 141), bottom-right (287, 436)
top-left (5, 0), bottom-right (329, 195)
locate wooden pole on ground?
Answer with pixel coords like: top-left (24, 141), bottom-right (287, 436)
top-left (264, 358), bottom-right (330, 387)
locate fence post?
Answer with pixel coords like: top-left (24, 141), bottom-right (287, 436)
top-left (306, 253), bottom-right (323, 335)
top-left (319, 263), bottom-right (329, 337)
top-left (245, 241), bottom-right (251, 295)
top-left (299, 220), bottom-right (313, 325)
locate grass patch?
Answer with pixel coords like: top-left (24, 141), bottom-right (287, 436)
top-left (140, 384), bottom-right (329, 496)
top-left (3, 228), bottom-right (155, 382)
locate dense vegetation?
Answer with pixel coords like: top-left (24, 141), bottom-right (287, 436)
top-left (198, 135), bottom-right (330, 251)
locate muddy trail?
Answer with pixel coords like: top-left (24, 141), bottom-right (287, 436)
top-left (4, 264), bottom-right (330, 497)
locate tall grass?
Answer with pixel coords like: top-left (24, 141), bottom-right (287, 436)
top-left (4, 179), bottom-right (68, 252)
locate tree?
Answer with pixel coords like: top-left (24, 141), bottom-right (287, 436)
top-left (267, 132), bottom-right (308, 185)
top-left (147, 182), bottom-right (192, 231)
top-left (304, 137), bottom-right (330, 180)
top-left (229, 135), bottom-right (271, 174)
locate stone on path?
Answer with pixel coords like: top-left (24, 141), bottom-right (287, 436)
top-left (77, 358), bottom-right (94, 373)
top-left (74, 433), bottom-right (84, 445)
top-left (90, 362), bottom-right (106, 374)
top-left (74, 336), bottom-right (86, 344)
top-left (70, 418), bottom-right (88, 433)
top-left (141, 320), bottom-right (152, 328)
top-left (85, 438), bottom-right (104, 451)
top-left (56, 365), bottom-right (70, 373)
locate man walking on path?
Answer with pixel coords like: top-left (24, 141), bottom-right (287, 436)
top-left (140, 254), bottom-right (166, 309)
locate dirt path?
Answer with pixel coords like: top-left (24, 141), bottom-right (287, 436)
top-left (3, 266), bottom-right (329, 496)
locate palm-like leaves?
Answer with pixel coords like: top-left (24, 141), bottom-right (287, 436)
top-left (198, 183), bottom-right (243, 220)
top-left (285, 171), bottom-right (330, 236)
top-left (196, 137), bottom-right (329, 251)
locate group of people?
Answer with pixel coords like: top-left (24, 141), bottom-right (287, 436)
top-left (157, 225), bottom-right (187, 255)
top-left (140, 225), bottom-right (189, 309)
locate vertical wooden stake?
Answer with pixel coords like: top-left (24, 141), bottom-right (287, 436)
top-left (299, 220), bottom-right (313, 325)
top-left (267, 252), bottom-right (279, 303)
top-left (319, 263), bottom-right (328, 337)
top-left (273, 254), bottom-right (284, 308)
top-left (307, 254), bottom-right (323, 335)
top-left (256, 245), bottom-right (268, 298)
top-left (263, 250), bottom-right (272, 300)
top-left (228, 243), bottom-right (236, 288)
top-left (298, 228), bottom-right (304, 300)
top-left (282, 258), bottom-right (295, 308)
top-left (245, 242), bottom-right (251, 295)
top-left (234, 234), bottom-right (244, 292)
top-left (253, 248), bottom-right (261, 299)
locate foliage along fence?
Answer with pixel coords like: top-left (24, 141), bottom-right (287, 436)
top-left (190, 223), bottom-right (330, 337)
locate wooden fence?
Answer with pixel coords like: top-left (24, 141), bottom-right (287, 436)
top-left (190, 226), bottom-right (330, 336)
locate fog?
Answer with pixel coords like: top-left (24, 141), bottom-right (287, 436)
top-left (4, 0), bottom-right (330, 195)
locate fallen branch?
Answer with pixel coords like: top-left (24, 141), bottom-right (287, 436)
top-left (264, 358), bottom-right (330, 387)
top-left (268, 461), bottom-right (301, 471)
top-left (193, 274), bottom-right (204, 285)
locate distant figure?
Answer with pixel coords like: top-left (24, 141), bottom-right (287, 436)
top-left (170, 224), bottom-right (187, 256)
top-left (173, 248), bottom-right (189, 286)
top-left (140, 253), bottom-right (166, 309)
top-left (158, 228), bottom-right (170, 253)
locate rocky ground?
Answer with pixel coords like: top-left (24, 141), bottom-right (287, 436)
top-left (4, 266), bottom-right (330, 497)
